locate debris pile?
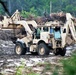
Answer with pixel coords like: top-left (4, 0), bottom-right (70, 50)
top-left (0, 29), bottom-right (21, 41)
top-left (27, 12), bottom-right (66, 25)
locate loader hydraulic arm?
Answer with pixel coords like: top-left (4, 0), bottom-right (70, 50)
top-left (14, 21), bottom-right (33, 35)
top-left (66, 13), bottom-right (76, 41)
top-left (61, 13), bottom-right (76, 47)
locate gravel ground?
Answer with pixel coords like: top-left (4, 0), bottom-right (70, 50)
top-left (0, 40), bottom-right (15, 55)
top-left (0, 55), bottom-right (65, 75)
top-left (0, 40), bottom-right (75, 75)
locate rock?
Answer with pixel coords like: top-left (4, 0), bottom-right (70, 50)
top-left (45, 72), bottom-right (52, 75)
top-left (0, 63), bottom-right (4, 67)
top-left (0, 60), bottom-right (4, 63)
top-left (7, 59), bottom-right (14, 62)
top-left (26, 62), bottom-right (34, 67)
top-left (14, 62), bottom-right (21, 67)
top-left (65, 50), bottom-right (72, 56)
top-left (6, 64), bottom-right (15, 68)
top-left (3, 69), bottom-right (15, 73)
top-left (0, 40), bottom-right (15, 55)
top-left (30, 58), bottom-right (43, 63)
top-left (33, 67), bottom-right (44, 72)
top-left (1, 69), bottom-right (15, 75)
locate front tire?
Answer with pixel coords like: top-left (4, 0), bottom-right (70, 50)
top-left (14, 43), bottom-right (26, 55)
top-left (37, 43), bottom-right (50, 56)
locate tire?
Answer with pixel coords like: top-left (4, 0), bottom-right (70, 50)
top-left (37, 43), bottom-right (50, 56)
top-left (14, 43), bottom-right (26, 55)
top-left (54, 48), bottom-right (60, 55)
top-left (59, 48), bottom-right (66, 56)
top-left (31, 52), bottom-right (38, 55)
top-left (54, 48), bottom-right (66, 56)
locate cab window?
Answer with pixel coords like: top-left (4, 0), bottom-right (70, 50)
top-left (43, 27), bottom-right (48, 31)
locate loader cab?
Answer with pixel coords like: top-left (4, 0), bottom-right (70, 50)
top-left (32, 25), bottom-right (51, 44)
top-left (34, 26), bottom-right (50, 39)
top-left (34, 25), bottom-right (61, 40)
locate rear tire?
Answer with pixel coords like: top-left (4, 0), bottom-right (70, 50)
top-left (59, 48), bottom-right (66, 56)
top-left (31, 52), bottom-right (38, 55)
top-left (37, 43), bottom-right (50, 56)
top-left (14, 43), bottom-right (26, 55)
top-left (54, 48), bottom-right (60, 55)
top-left (54, 48), bottom-right (66, 56)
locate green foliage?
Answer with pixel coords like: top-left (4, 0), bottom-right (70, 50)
top-left (52, 70), bottom-right (58, 75)
top-left (15, 62), bottom-right (25, 75)
top-left (21, 10), bottom-right (31, 18)
top-left (30, 7), bottom-right (37, 15)
top-left (0, 4), bottom-right (4, 15)
top-left (15, 60), bottom-right (40, 75)
top-left (44, 62), bottom-right (51, 71)
top-left (62, 54), bottom-right (76, 75)
top-left (0, 0), bottom-right (76, 16)
top-left (52, 66), bottom-right (59, 75)
top-left (27, 72), bottom-right (39, 75)
top-left (21, 7), bottom-right (38, 18)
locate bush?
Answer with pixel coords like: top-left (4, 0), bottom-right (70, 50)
top-left (62, 54), bottom-right (76, 75)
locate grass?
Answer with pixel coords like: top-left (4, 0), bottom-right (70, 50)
top-left (62, 54), bottom-right (76, 75)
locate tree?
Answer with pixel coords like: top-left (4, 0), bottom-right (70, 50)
top-left (0, 0), bottom-right (76, 16)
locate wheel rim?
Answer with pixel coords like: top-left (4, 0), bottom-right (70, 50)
top-left (16, 45), bottom-right (21, 54)
top-left (39, 47), bottom-right (45, 55)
